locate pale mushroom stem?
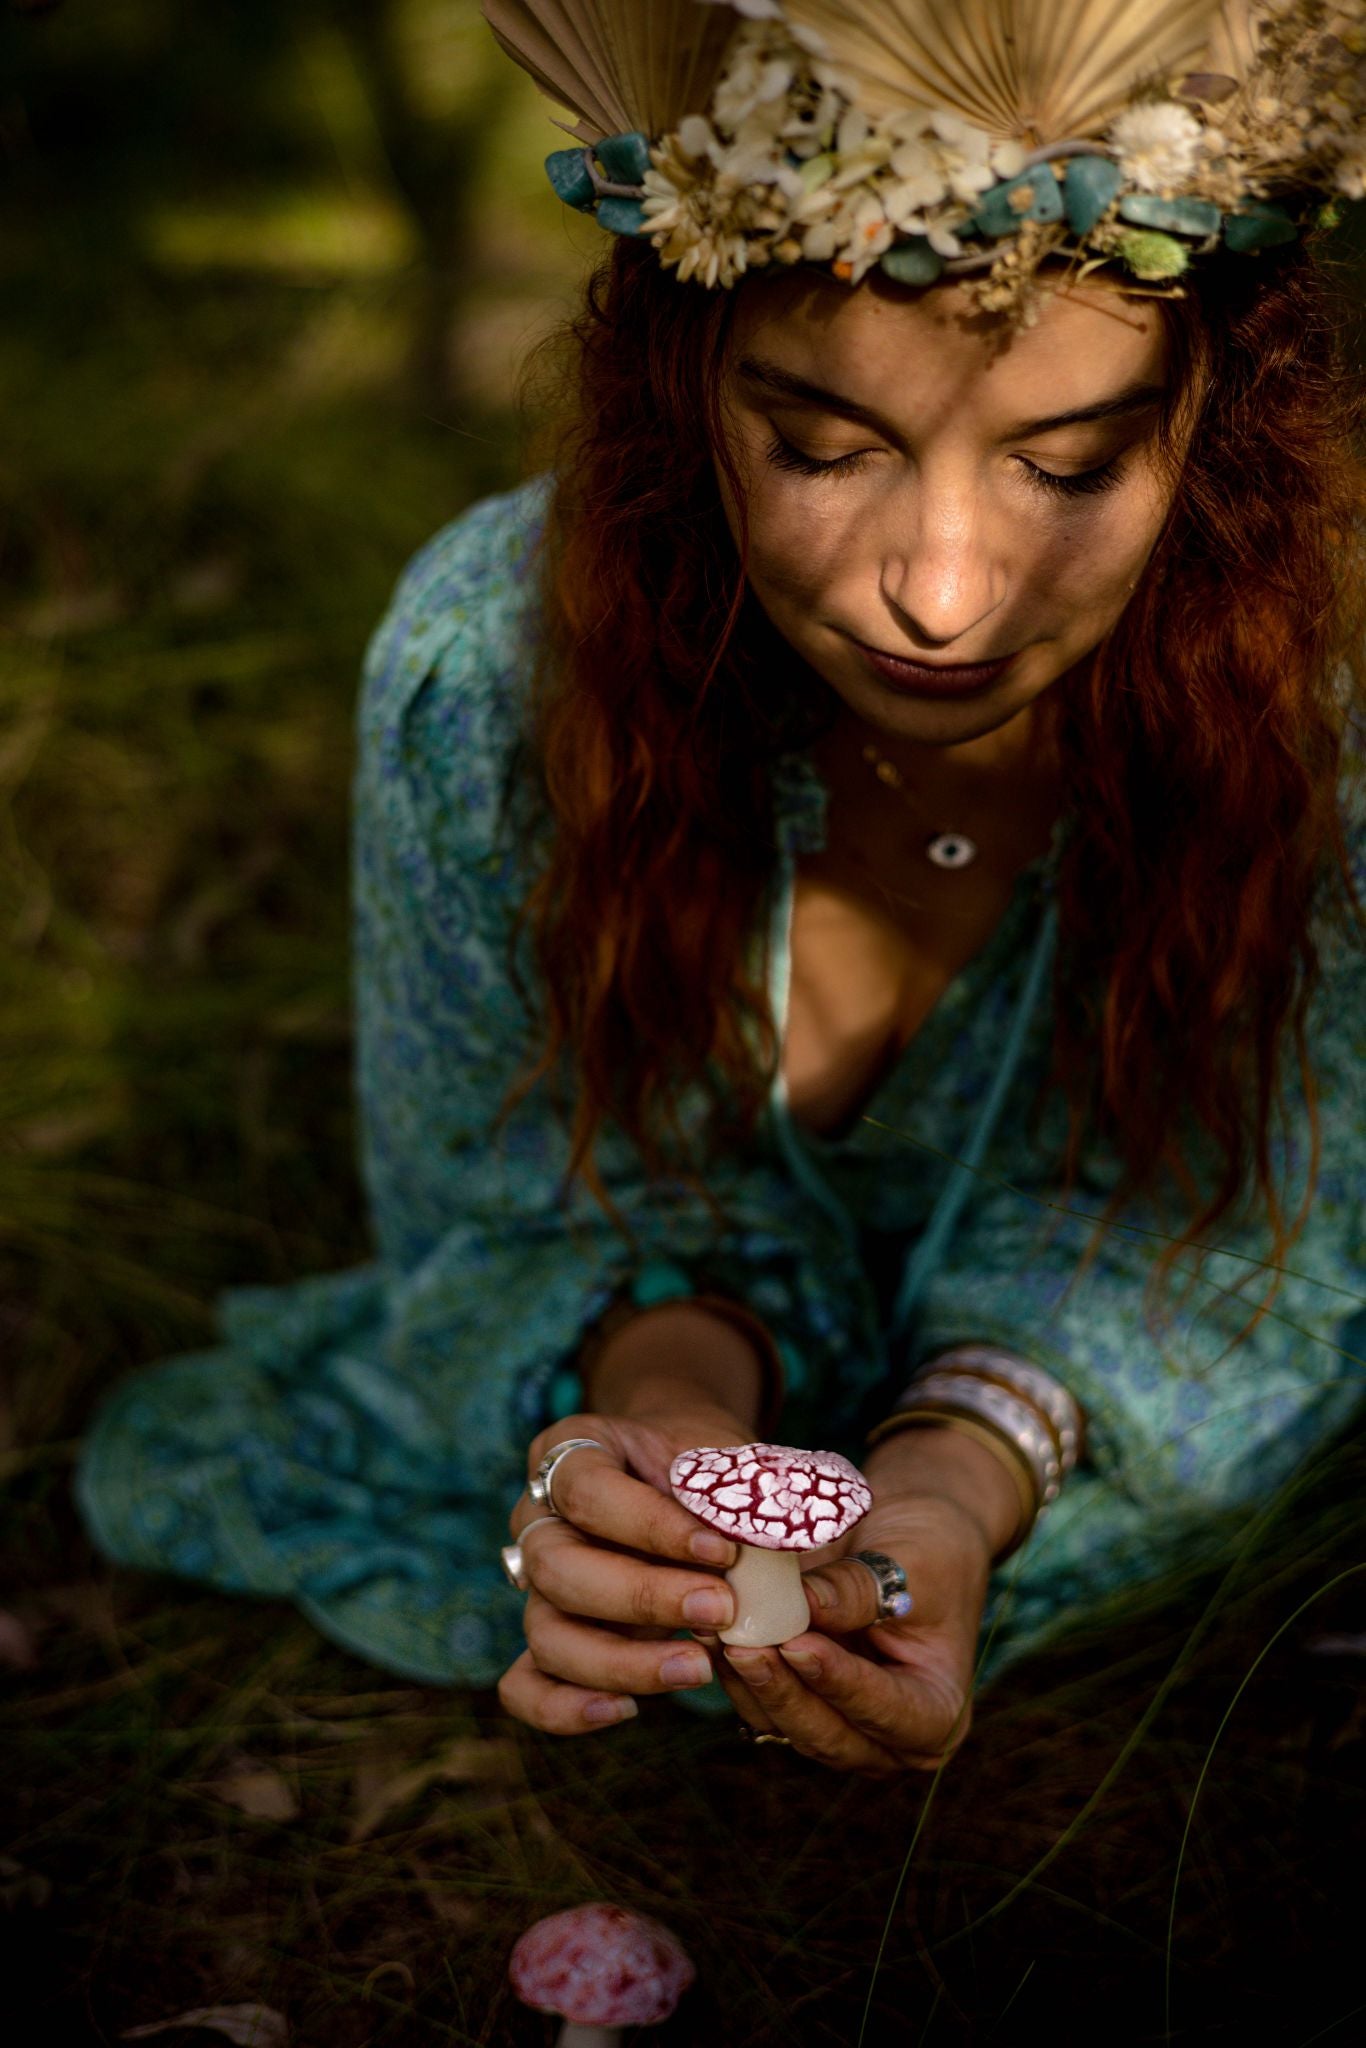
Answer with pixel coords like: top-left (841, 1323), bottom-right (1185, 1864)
top-left (721, 1543), bottom-right (811, 1647)
top-left (555, 2023), bottom-right (619, 2048)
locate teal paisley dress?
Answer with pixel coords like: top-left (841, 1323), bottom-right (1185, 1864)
top-left (76, 477), bottom-right (1366, 1689)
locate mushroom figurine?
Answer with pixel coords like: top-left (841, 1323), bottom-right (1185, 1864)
top-left (669, 1441), bottom-right (872, 1648)
top-left (508, 1902), bottom-right (694, 2047)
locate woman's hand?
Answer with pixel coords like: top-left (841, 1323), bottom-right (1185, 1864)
top-left (705, 1491), bottom-right (993, 1775)
top-left (496, 1408), bottom-right (748, 1736)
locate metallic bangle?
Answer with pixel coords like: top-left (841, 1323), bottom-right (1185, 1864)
top-left (907, 1373), bottom-right (1063, 1505)
top-left (869, 1373), bottom-right (1062, 1509)
top-left (922, 1346), bottom-right (1084, 1474)
top-left (864, 1409), bottom-right (1038, 1560)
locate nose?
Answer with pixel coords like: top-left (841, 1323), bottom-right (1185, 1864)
top-left (877, 479), bottom-right (1007, 651)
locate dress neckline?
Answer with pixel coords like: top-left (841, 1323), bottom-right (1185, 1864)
top-left (786, 794), bottom-right (1073, 1155)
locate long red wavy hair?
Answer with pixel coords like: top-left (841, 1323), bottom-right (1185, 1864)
top-left (500, 235), bottom-right (1365, 1316)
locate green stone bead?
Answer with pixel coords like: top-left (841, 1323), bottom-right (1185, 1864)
top-left (1063, 155), bottom-right (1123, 234)
top-left (1118, 192), bottom-right (1221, 237)
top-left (596, 130), bottom-right (652, 185)
top-left (1114, 228), bottom-right (1190, 280)
top-left (879, 237), bottom-right (944, 285)
top-left (973, 164), bottom-right (1063, 238)
top-left (1222, 206), bottom-right (1298, 252)
top-left (595, 196), bottom-right (649, 237)
top-left (544, 148), bottom-right (596, 212)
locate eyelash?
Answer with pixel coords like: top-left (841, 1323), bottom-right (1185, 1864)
top-left (763, 430), bottom-right (1125, 500)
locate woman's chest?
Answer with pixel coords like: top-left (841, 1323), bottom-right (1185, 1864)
top-left (780, 852), bottom-right (1026, 1140)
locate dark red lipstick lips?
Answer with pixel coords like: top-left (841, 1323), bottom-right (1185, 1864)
top-left (856, 640), bottom-right (1017, 698)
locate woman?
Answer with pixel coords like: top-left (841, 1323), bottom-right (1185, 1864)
top-left (77, 0), bottom-right (1366, 1775)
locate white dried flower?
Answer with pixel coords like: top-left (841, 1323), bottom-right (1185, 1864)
top-left (836, 106), bottom-right (871, 156)
top-left (713, 48), bottom-right (794, 131)
top-left (642, 142), bottom-right (758, 289)
top-left (800, 215), bottom-right (842, 262)
top-left (1107, 100), bottom-right (1204, 192)
top-left (888, 136), bottom-right (948, 209)
top-left (989, 139), bottom-right (1029, 179)
top-left (926, 220), bottom-right (965, 258)
top-left (675, 114), bottom-right (719, 163)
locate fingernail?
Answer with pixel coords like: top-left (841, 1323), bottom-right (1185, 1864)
top-left (682, 1587), bottom-right (733, 1628)
top-left (805, 1574), bottom-right (837, 1610)
top-left (779, 1645), bottom-right (820, 1676)
top-left (725, 1650), bottom-right (772, 1688)
top-left (582, 1696), bottom-right (638, 1725)
top-left (690, 1532), bottom-right (734, 1565)
top-left (659, 1649), bottom-right (712, 1688)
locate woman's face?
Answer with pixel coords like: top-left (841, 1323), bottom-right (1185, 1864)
top-left (715, 268), bottom-right (1181, 747)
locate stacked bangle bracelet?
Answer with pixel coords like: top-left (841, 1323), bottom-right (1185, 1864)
top-left (865, 1345), bottom-right (1085, 1561)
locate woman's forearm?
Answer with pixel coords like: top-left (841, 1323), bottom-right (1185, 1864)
top-left (862, 1424), bottom-right (1022, 1561)
top-left (581, 1301), bottom-right (766, 1436)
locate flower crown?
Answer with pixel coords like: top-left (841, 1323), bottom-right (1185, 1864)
top-left (483, 0), bottom-right (1364, 324)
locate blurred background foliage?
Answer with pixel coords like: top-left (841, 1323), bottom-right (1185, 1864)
top-left (0, 0), bottom-right (596, 1452)
top-left (3, 6), bottom-right (1366, 2044)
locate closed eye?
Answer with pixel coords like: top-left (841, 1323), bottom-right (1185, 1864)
top-left (764, 431), bottom-right (878, 478)
top-left (767, 431), bottom-right (1126, 501)
top-left (1018, 456), bottom-right (1125, 499)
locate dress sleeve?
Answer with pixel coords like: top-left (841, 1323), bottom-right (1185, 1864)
top-left (904, 812), bottom-right (1366, 1671)
top-left (342, 480), bottom-right (883, 1590)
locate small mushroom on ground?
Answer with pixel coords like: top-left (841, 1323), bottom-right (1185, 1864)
top-left (509, 1902), bottom-right (694, 2047)
top-left (669, 1441), bottom-right (872, 1648)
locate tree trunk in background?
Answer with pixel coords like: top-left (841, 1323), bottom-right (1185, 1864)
top-left (331, 0), bottom-right (516, 416)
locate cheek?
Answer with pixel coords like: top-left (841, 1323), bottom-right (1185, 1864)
top-left (744, 477), bottom-right (879, 615)
top-left (1025, 488), bottom-right (1169, 634)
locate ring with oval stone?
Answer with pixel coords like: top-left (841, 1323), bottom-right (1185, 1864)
top-left (527, 1435), bottom-right (608, 1514)
top-left (499, 1514), bottom-right (564, 1593)
top-left (849, 1549), bottom-right (914, 1624)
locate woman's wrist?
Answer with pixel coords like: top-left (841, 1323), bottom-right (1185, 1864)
top-left (582, 1300), bottom-right (766, 1437)
top-left (863, 1422), bottom-right (1022, 1562)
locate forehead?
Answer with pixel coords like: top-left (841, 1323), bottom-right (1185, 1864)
top-left (726, 270), bottom-right (1169, 424)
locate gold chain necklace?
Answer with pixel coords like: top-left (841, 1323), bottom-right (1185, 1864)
top-left (858, 740), bottom-right (980, 871)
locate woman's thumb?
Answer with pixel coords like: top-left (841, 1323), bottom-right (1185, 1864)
top-left (801, 1554), bottom-right (912, 1635)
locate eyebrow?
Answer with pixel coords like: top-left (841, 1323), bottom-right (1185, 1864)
top-left (734, 353), bottom-right (1167, 440)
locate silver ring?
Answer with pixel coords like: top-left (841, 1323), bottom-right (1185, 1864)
top-left (499, 1514), bottom-right (564, 1593)
top-left (738, 1726), bottom-right (792, 1747)
top-left (528, 1435), bottom-right (607, 1513)
top-left (850, 1549), bottom-right (914, 1624)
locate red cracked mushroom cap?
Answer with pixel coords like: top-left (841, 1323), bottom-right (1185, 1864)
top-left (669, 1442), bottom-right (872, 1551)
top-left (509, 1903), bottom-right (695, 2028)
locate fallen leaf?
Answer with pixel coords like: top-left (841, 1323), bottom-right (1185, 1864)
top-left (122, 2007), bottom-right (287, 2047)
top-left (209, 1766), bottom-right (299, 1823)
top-left (349, 1735), bottom-right (521, 1841)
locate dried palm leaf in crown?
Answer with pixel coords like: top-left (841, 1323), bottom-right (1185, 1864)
top-left (480, 0), bottom-right (1365, 323)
